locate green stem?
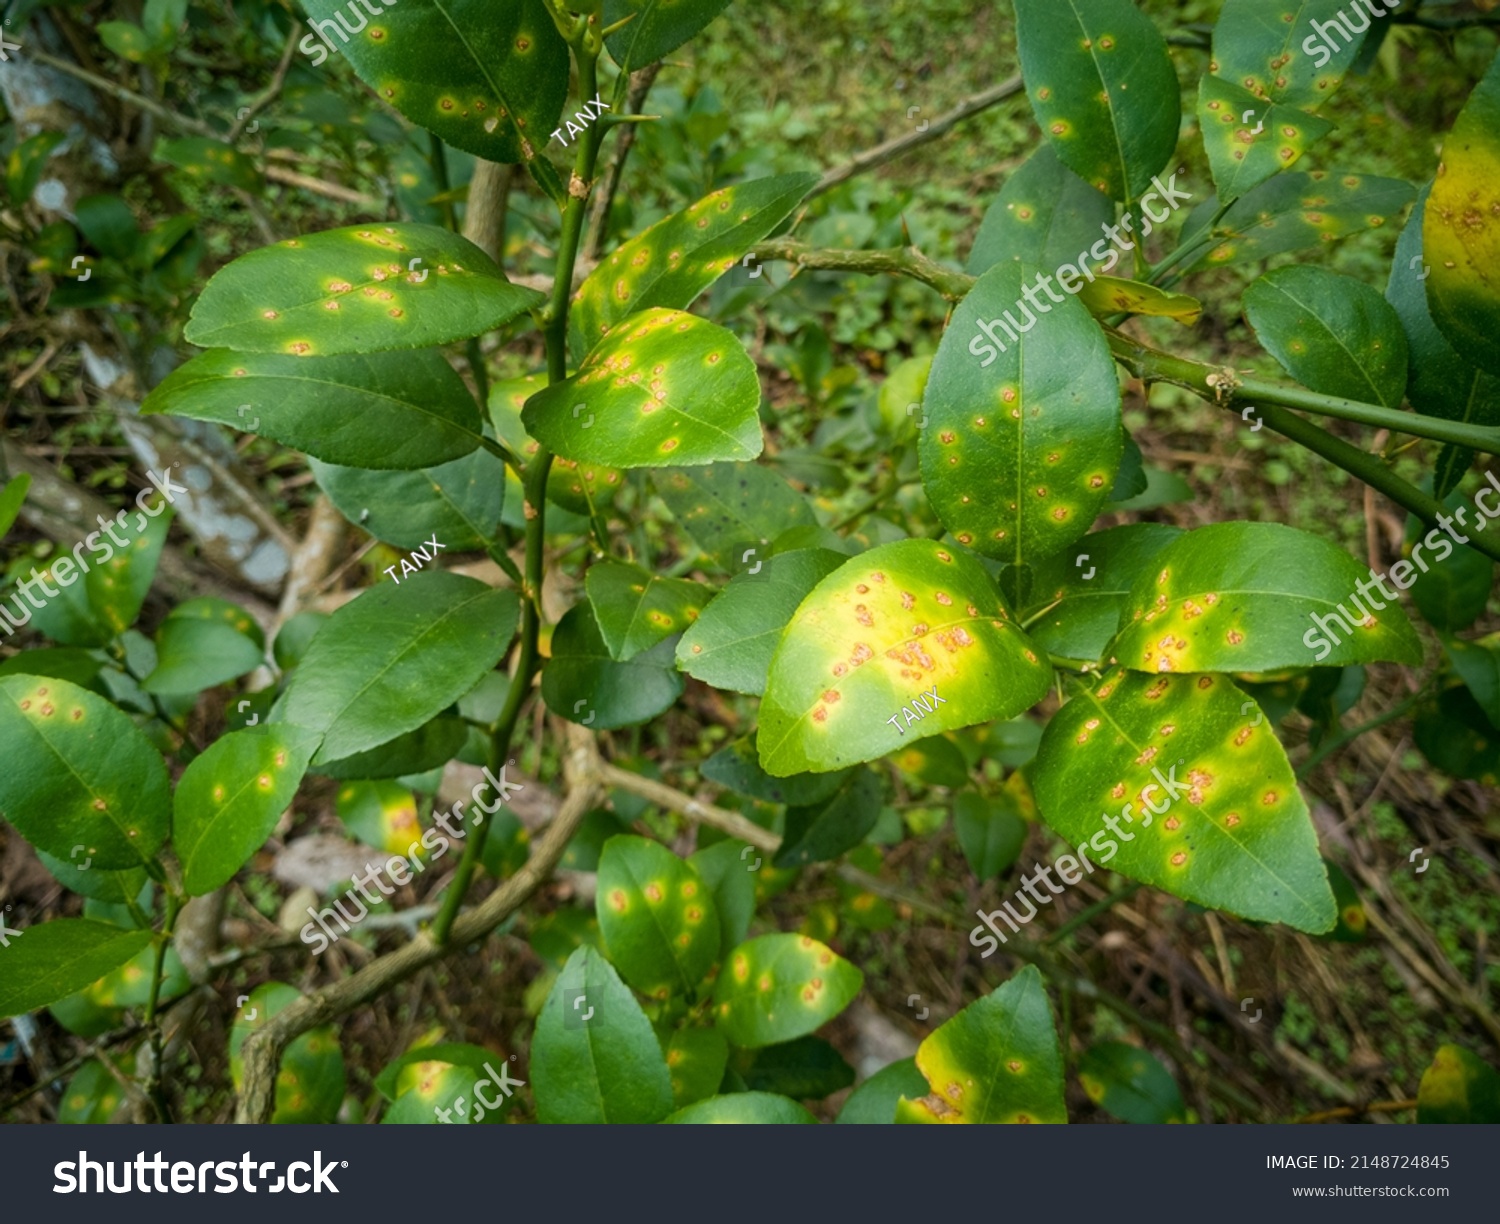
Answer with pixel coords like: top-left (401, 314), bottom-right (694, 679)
top-left (430, 22), bottom-right (606, 947)
top-left (142, 892), bottom-right (182, 1123)
top-left (1044, 882), bottom-right (1141, 945)
top-left (428, 131), bottom-right (457, 233)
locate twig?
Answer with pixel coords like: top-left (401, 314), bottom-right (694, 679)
top-left (583, 62), bottom-right (661, 261)
top-left (811, 74), bottom-right (1025, 199)
top-left (597, 761), bottom-right (779, 851)
top-left (749, 237), bottom-right (971, 300)
top-left (263, 165), bottom-right (383, 210)
top-left (228, 21), bottom-right (301, 142)
top-left (1292, 1098), bottom-right (1419, 1124)
top-left (26, 50), bottom-right (215, 137)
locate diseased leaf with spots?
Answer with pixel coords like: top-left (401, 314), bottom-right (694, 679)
top-left (36, 506), bottom-right (173, 645)
top-left (1197, 75), bottom-right (1333, 206)
top-left (712, 932), bottom-right (862, 1048)
top-left (229, 982), bottom-right (345, 1123)
top-left (1020, 523), bottom-right (1182, 664)
top-left (1210, 0), bottom-right (1370, 111)
top-left (922, 261), bottom-right (1122, 566)
top-left (1417, 1044), bottom-right (1500, 1124)
top-left (1175, 171), bottom-right (1416, 274)
top-left (1013, 0), bottom-right (1180, 203)
top-left (604, 0), bottom-right (735, 71)
top-left (183, 223), bottom-right (542, 355)
top-left (570, 173), bottom-right (817, 357)
top-left (0, 675), bottom-right (170, 870)
top-left (663, 1026), bottom-right (730, 1109)
top-left (0, 920), bottom-right (154, 1020)
top-left (1424, 53), bottom-right (1500, 377)
top-left (57, 1060), bottom-right (128, 1124)
top-left (174, 726), bottom-right (321, 896)
top-left (336, 779), bottom-right (426, 856)
top-left (274, 571), bottom-right (519, 766)
top-left (687, 838), bottom-right (757, 956)
top-left (542, 601), bottom-right (684, 729)
top-left (664, 1092), bottom-right (818, 1124)
top-left (586, 561), bottom-right (710, 662)
top-left (1109, 522), bottom-right (1422, 672)
top-left (967, 145), bottom-right (1114, 276)
top-left (774, 767), bottom-right (881, 868)
top-left (532, 947), bottom-right (675, 1124)
top-left (311, 450), bottom-right (503, 552)
top-left (1078, 1040), bottom-right (1186, 1123)
top-left (1033, 668), bottom-right (1337, 932)
top-left (144, 347), bottom-right (488, 470)
top-left (523, 309), bottom-right (762, 468)
top-left (1077, 275), bottom-right (1202, 325)
top-left (655, 463), bottom-right (818, 573)
top-left (677, 548), bottom-right (846, 694)
top-left (143, 597), bottom-right (265, 694)
top-left (301, 0), bottom-right (569, 167)
top-left (1388, 190), bottom-right (1500, 498)
top-left (155, 136), bottom-right (261, 190)
top-left (758, 539), bottom-right (1053, 776)
top-left (488, 372), bottom-right (624, 518)
top-left (596, 835), bottom-right (720, 1000)
top-left (1244, 265), bottom-right (1408, 408)
top-left (896, 965), bottom-right (1065, 1124)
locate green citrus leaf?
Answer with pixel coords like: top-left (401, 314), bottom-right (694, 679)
top-left (758, 539), bottom-right (1053, 776)
top-left (229, 983), bottom-right (346, 1123)
top-left (532, 947), bottom-right (675, 1124)
top-left (1416, 685), bottom-right (1500, 783)
top-left (663, 1092), bottom-right (818, 1124)
top-left (523, 309), bottom-right (762, 467)
top-left (896, 964), bottom-right (1065, 1124)
top-left (488, 371), bottom-right (625, 517)
top-left (836, 1057), bottom-right (929, 1124)
top-left (687, 838), bottom-right (758, 956)
top-left (1321, 856), bottom-right (1368, 943)
top-left (275, 571), bottom-right (519, 765)
top-left (677, 548), bottom-right (846, 695)
top-left (0, 675), bottom-right (170, 869)
top-left (604, 0), bottom-right (735, 71)
top-left (542, 601), bottom-right (684, 729)
top-left (183, 223), bottom-right (542, 355)
top-left (1077, 274), bottom-right (1202, 324)
top-left (1442, 633), bottom-right (1500, 729)
top-left (701, 735), bottom-right (850, 807)
top-left (712, 932), bottom-right (863, 1049)
top-left (743, 1034), bottom-right (854, 1099)
top-left (310, 449), bottom-right (503, 552)
top-left (1417, 1044), bottom-right (1500, 1123)
top-left (586, 561), bottom-right (710, 661)
top-left (57, 1059), bottom-right (129, 1124)
top-left (1425, 53), bottom-right (1500, 377)
top-left (0, 919), bottom-right (154, 1020)
top-left (174, 725), bottom-right (322, 896)
top-left (570, 173), bottom-right (817, 357)
top-left (314, 715), bottom-right (467, 781)
top-left (1013, 0), bottom-right (1180, 203)
top-left (1033, 667), bottom-right (1337, 932)
top-left (143, 347), bottom-right (487, 470)
top-left (1244, 265), bottom-right (1409, 408)
top-left (597, 835), bottom-right (721, 1000)
top-left (655, 462), bottom-right (819, 573)
top-left (35, 847), bottom-right (148, 906)
top-left (954, 790), bottom-right (1027, 883)
top-left (774, 767), bottom-right (881, 869)
top-left (155, 136), bottom-right (261, 190)
top-left (0, 473), bottom-right (31, 540)
top-left (1388, 189), bottom-right (1500, 499)
top-left (336, 779), bottom-right (425, 855)
top-left (1211, 0), bottom-right (1370, 111)
top-left (922, 261), bottom-right (1122, 565)
top-left (664, 1026), bottom-right (730, 1109)
top-left (301, 0), bottom-right (568, 166)
top-left (142, 597), bottom-right (265, 694)
top-left (1197, 76), bottom-right (1333, 206)
top-left (1176, 170), bottom-right (1415, 273)
top-left (1110, 522), bottom-right (1422, 672)
top-left (1405, 509), bottom-right (1494, 634)
top-left (6, 132), bottom-right (66, 207)
top-left (1020, 523), bottom-right (1183, 664)
top-left (967, 145), bottom-right (1114, 276)
top-left (1078, 1040), bottom-right (1186, 1123)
